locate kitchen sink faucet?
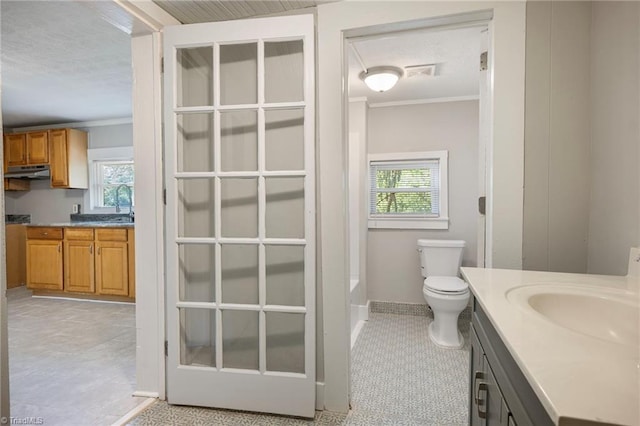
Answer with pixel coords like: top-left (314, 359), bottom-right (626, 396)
top-left (115, 184), bottom-right (134, 221)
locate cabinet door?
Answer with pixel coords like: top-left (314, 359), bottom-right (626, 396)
top-left (64, 241), bottom-right (95, 293)
top-left (96, 241), bottom-right (129, 296)
top-left (4, 134), bottom-right (27, 168)
top-left (26, 240), bottom-right (63, 290)
top-left (485, 357), bottom-right (510, 426)
top-left (6, 225), bottom-right (27, 288)
top-left (470, 327), bottom-right (487, 426)
top-left (49, 129), bottom-right (69, 187)
top-left (26, 131), bottom-right (49, 164)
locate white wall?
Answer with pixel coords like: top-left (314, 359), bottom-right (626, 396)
top-left (587, 2), bottom-right (640, 275)
top-left (366, 100), bottom-right (479, 304)
top-left (523, 1), bottom-right (640, 276)
top-left (523, 2), bottom-right (592, 273)
top-left (4, 123), bottom-right (133, 222)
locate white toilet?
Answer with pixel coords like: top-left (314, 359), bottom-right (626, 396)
top-left (417, 239), bottom-right (469, 349)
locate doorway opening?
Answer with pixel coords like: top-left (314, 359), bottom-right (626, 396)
top-left (344, 18), bottom-right (490, 424)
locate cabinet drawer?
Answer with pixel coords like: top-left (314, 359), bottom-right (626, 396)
top-left (27, 227), bottom-right (63, 240)
top-left (65, 228), bottom-right (94, 241)
top-left (96, 228), bottom-right (128, 242)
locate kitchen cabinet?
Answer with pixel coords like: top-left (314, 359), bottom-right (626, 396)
top-left (64, 228), bottom-right (95, 293)
top-left (3, 131), bottom-right (49, 171)
top-left (26, 227), bottom-right (63, 291)
top-left (49, 128), bottom-right (88, 189)
top-left (4, 178), bottom-right (30, 191)
top-left (6, 224), bottom-right (27, 288)
top-left (469, 296), bottom-right (553, 426)
top-left (95, 228), bottom-right (129, 296)
top-left (27, 225), bottom-right (135, 300)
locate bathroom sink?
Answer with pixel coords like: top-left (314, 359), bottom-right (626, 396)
top-left (507, 284), bottom-right (639, 347)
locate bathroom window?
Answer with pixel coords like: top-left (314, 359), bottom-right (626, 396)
top-left (85, 147), bottom-right (135, 212)
top-left (368, 151), bottom-right (448, 229)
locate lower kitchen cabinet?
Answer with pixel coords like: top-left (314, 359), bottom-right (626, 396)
top-left (26, 230), bottom-right (63, 291)
top-left (64, 228), bottom-right (95, 293)
top-left (6, 224), bottom-right (27, 288)
top-left (27, 226), bottom-right (135, 300)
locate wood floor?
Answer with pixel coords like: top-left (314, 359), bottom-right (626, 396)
top-left (7, 286), bottom-right (148, 425)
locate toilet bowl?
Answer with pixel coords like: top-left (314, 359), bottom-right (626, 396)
top-left (417, 239), bottom-right (469, 349)
top-left (423, 277), bottom-right (469, 349)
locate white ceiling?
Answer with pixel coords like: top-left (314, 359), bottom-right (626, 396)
top-left (1, 1), bottom-right (133, 128)
top-left (1, 1), bottom-right (480, 128)
top-left (348, 26), bottom-right (483, 105)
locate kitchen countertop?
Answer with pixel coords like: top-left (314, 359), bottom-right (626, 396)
top-left (28, 222), bottom-right (134, 228)
top-left (461, 267), bottom-right (639, 426)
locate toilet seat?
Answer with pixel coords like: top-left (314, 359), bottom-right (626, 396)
top-left (424, 276), bottom-right (468, 295)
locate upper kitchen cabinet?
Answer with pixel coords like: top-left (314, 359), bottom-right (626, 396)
top-left (3, 131), bottom-right (49, 171)
top-left (49, 128), bottom-right (88, 189)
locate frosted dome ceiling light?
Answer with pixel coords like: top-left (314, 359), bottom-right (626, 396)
top-left (360, 67), bottom-right (403, 92)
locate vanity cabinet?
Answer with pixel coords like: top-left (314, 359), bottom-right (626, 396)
top-left (26, 227), bottom-right (64, 291)
top-left (64, 228), bottom-right (95, 293)
top-left (3, 132), bottom-right (49, 170)
top-left (469, 296), bottom-right (553, 426)
top-left (49, 128), bottom-right (88, 189)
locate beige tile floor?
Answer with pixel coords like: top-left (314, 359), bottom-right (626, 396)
top-left (7, 286), bottom-right (148, 425)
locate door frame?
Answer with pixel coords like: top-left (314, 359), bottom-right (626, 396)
top-left (317, 1), bottom-right (526, 411)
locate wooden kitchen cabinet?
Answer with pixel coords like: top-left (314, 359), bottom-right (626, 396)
top-left (95, 228), bottom-right (129, 296)
top-left (49, 128), bottom-right (88, 189)
top-left (3, 132), bottom-right (49, 172)
top-left (6, 224), bottom-right (27, 288)
top-left (26, 226), bottom-right (134, 300)
top-left (64, 228), bottom-right (95, 293)
top-left (26, 131), bottom-right (49, 164)
top-left (4, 134), bottom-right (27, 168)
top-left (26, 227), bottom-right (63, 291)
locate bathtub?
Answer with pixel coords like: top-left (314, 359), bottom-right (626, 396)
top-left (350, 278), bottom-right (369, 348)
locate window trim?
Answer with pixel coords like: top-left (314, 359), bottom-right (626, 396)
top-left (84, 147), bottom-right (134, 213)
top-left (367, 150), bottom-right (448, 230)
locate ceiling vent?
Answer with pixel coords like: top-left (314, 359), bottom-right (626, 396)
top-left (404, 64), bottom-right (438, 78)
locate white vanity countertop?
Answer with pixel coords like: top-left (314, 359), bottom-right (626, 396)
top-left (460, 267), bottom-right (639, 426)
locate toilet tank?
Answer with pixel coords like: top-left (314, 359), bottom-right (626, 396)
top-left (417, 239), bottom-right (466, 277)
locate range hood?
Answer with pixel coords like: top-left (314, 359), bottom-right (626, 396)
top-left (4, 164), bottom-right (51, 180)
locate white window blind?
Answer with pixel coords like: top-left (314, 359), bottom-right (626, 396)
top-left (369, 159), bottom-right (440, 217)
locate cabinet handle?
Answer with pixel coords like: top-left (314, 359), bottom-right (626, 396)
top-left (57, 243), bottom-right (61, 252)
top-left (98, 247), bottom-right (101, 255)
top-left (89, 244), bottom-right (93, 254)
top-left (474, 371), bottom-right (484, 404)
top-left (42, 232), bottom-right (48, 236)
top-left (477, 382), bottom-right (488, 419)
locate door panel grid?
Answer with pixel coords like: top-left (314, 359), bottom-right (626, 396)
top-left (165, 14), bottom-right (315, 417)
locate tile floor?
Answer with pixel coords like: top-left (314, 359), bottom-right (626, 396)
top-left (129, 308), bottom-right (470, 425)
top-left (7, 286), bottom-right (147, 425)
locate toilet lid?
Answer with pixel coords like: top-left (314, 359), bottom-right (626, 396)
top-left (425, 276), bottom-right (468, 293)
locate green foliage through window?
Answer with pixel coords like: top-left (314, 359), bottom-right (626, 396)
top-left (98, 162), bottom-right (135, 208)
top-left (370, 160), bottom-right (440, 216)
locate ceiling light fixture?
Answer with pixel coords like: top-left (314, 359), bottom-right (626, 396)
top-left (360, 66), bottom-right (403, 92)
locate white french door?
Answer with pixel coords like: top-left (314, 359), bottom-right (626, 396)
top-left (163, 15), bottom-right (315, 417)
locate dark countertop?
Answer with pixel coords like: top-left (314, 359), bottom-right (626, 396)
top-left (28, 222), bottom-right (134, 228)
top-left (5, 215), bottom-right (31, 224)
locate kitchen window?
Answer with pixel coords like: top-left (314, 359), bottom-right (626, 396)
top-left (368, 151), bottom-right (448, 229)
top-left (86, 147), bottom-right (134, 212)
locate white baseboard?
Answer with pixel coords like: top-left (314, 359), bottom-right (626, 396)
top-left (111, 397), bottom-right (156, 426)
top-left (132, 390), bottom-right (160, 398)
top-left (315, 382), bottom-right (325, 410)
